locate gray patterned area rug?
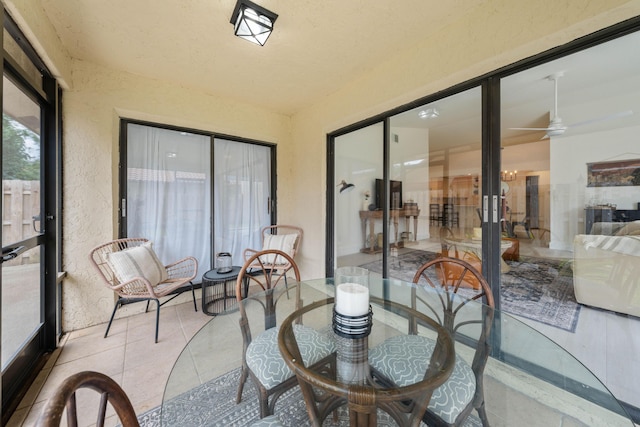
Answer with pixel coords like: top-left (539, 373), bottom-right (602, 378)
top-left (139, 367), bottom-right (481, 426)
top-left (360, 249), bottom-right (580, 332)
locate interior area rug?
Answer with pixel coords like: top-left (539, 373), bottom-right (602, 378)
top-left (359, 249), bottom-right (581, 333)
top-left (138, 367), bottom-right (481, 426)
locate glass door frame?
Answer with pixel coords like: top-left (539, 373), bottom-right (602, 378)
top-left (1, 12), bottom-right (61, 421)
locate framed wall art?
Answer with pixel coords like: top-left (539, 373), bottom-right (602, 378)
top-left (587, 159), bottom-right (640, 187)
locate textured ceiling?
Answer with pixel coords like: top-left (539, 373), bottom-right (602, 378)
top-left (40, 0), bottom-right (486, 115)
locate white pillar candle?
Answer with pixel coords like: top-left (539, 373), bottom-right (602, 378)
top-left (335, 283), bottom-right (369, 316)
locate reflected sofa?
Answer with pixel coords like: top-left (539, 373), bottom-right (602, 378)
top-left (573, 221), bottom-right (640, 317)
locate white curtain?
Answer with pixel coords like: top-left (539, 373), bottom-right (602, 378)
top-left (213, 139), bottom-right (271, 265)
top-left (127, 124), bottom-right (211, 279)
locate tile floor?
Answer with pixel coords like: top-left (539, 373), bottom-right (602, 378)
top-left (7, 300), bottom-right (210, 427)
top-left (7, 235), bottom-right (640, 426)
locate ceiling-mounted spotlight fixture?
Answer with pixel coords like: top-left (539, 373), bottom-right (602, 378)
top-left (418, 108), bottom-right (439, 119)
top-left (337, 180), bottom-right (355, 194)
top-left (230, 0), bottom-right (278, 46)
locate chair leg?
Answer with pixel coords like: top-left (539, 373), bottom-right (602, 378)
top-left (477, 401), bottom-right (490, 426)
top-left (153, 299), bottom-right (160, 343)
top-left (190, 282), bottom-right (197, 312)
top-left (236, 365), bottom-right (249, 404)
top-left (258, 388), bottom-right (270, 418)
top-left (104, 299), bottom-right (121, 338)
top-left (284, 274), bottom-right (290, 299)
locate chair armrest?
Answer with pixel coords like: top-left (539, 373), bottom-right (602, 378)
top-left (165, 256), bottom-right (198, 281)
top-left (111, 277), bottom-right (157, 298)
top-left (243, 248), bottom-right (259, 262)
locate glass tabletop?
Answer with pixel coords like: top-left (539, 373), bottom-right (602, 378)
top-left (161, 278), bottom-right (633, 426)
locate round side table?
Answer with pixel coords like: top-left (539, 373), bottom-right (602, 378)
top-left (201, 266), bottom-right (242, 315)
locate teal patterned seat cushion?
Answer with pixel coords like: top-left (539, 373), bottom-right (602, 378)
top-left (246, 324), bottom-right (335, 390)
top-left (368, 335), bottom-right (475, 424)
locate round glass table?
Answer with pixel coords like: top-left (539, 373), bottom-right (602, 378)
top-left (161, 278), bottom-right (633, 426)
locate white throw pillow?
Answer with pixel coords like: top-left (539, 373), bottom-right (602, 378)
top-left (261, 234), bottom-right (297, 265)
top-left (106, 242), bottom-right (168, 285)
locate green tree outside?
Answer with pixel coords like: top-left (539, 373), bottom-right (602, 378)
top-left (3, 113), bottom-right (40, 180)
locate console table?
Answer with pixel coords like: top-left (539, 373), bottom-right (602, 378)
top-left (359, 206), bottom-right (420, 254)
top-left (585, 206), bottom-right (640, 233)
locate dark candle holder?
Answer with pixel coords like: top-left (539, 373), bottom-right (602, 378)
top-left (332, 305), bottom-right (373, 339)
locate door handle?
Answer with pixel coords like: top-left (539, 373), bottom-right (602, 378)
top-left (32, 214), bottom-right (42, 233)
top-left (2, 245), bottom-right (26, 263)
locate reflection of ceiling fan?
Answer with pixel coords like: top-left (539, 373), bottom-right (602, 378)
top-left (510, 71), bottom-right (633, 139)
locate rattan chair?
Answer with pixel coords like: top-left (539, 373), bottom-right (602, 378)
top-left (35, 371), bottom-right (139, 427)
top-left (89, 238), bottom-right (198, 343)
top-left (243, 225), bottom-right (302, 290)
top-left (235, 249), bottom-right (334, 419)
top-left (369, 257), bottom-right (495, 427)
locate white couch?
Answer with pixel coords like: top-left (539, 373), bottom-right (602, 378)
top-left (573, 232), bottom-right (640, 317)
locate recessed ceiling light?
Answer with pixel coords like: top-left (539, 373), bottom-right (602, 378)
top-left (418, 108), bottom-right (439, 119)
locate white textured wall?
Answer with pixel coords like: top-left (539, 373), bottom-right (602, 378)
top-left (6, 0), bottom-right (640, 331)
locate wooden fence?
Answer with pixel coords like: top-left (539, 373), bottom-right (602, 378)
top-left (2, 180), bottom-right (40, 266)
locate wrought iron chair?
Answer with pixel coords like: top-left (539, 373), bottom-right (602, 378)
top-left (234, 249), bottom-right (334, 419)
top-left (369, 257), bottom-right (495, 426)
top-left (89, 238), bottom-right (198, 343)
top-left (35, 371), bottom-right (139, 427)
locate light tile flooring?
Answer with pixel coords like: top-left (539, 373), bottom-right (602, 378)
top-left (7, 300), bottom-right (211, 427)
top-left (7, 235), bottom-right (640, 426)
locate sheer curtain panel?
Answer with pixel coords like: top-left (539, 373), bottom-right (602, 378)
top-left (213, 139), bottom-right (271, 264)
top-left (126, 124), bottom-right (211, 279)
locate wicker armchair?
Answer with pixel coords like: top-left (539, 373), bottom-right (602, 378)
top-left (35, 371), bottom-right (139, 427)
top-left (89, 238), bottom-right (198, 343)
top-left (243, 225), bottom-right (302, 289)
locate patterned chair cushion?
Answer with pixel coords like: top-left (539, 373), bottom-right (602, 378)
top-left (246, 324), bottom-right (335, 390)
top-left (368, 335), bottom-right (475, 424)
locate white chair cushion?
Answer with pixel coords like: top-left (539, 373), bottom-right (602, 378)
top-left (368, 335), bottom-right (475, 424)
top-left (246, 324), bottom-right (335, 390)
top-left (106, 242), bottom-right (168, 286)
top-left (261, 234), bottom-right (297, 265)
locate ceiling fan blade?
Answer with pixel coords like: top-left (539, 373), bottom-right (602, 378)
top-left (568, 110), bottom-right (633, 129)
top-left (509, 127), bottom-right (550, 131)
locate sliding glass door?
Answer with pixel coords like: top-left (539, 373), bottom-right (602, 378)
top-left (328, 24), bottom-right (640, 417)
top-left (122, 122), bottom-right (274, 277)
top-left (499, 31), bottom-right (640, 408)
top-left (332, 88), bottom-right (485, 282)
top-left (334, 123), bottom-right (384, 270)
top-left (388, 87), bottom-right (483, 276)
top-left (213, 139), bottom-right (272, 264)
